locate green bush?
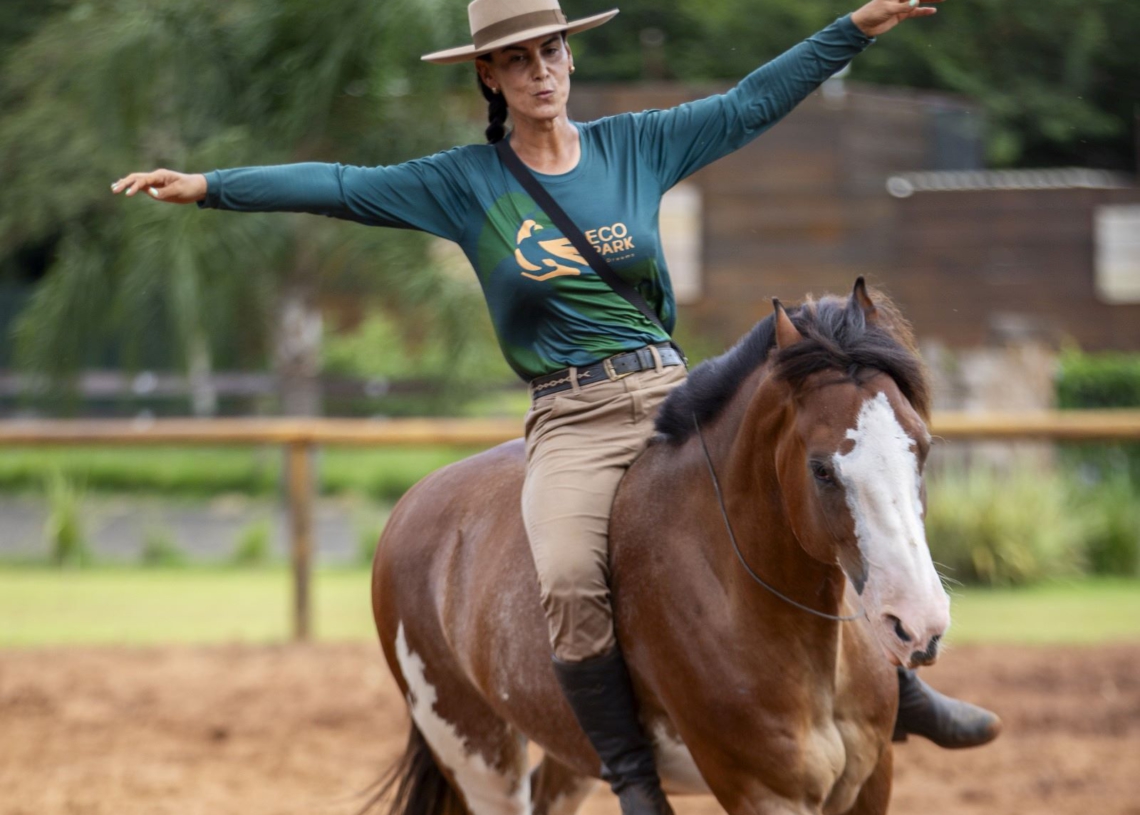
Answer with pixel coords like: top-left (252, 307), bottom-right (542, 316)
top-left (357, 522), bottom-right (383, 567)
top-left (230, 520), bottom-right (273, 567)
top-left (1057, 350), bottom-right (1140, 409)
top-left (1056, 350), bottom-right (1140, 483)
top-left (140, 528), bottom-right (187, 568)
top-left (44, 470), bottom-right (90, 568)
top-left (0, 446), bottom-right (477, 500)
top-left (1075, 475), bottom-right (1140, 576)
top-left (925, 468), bottom-right (1083, 586)
top-left (0, 447), bottom-right (279, 497)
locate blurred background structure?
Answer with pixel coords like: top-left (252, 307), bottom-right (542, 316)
top-left (3, 0), bottom-right (1140, 420)
top-left (2, 0), bottom-right (1139, 574)
top-left (0, 2), bottom-right (1138, 812)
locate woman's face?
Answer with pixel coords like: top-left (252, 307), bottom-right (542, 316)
top-left (477, 33), bottom-right (574, 125)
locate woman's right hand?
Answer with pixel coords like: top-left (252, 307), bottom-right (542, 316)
top-left (111, 169), bottom-right (208, 204)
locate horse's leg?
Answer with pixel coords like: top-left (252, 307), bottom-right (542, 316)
top-left (393, 623), bottom-right (532, 815)
top-left (530, 755), bottom-right (596, 815)
top-left (843, 748), bottom-right (892, 815)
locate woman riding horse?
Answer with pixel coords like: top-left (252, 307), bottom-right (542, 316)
top-left (113, 0), bottom-right (999, 811)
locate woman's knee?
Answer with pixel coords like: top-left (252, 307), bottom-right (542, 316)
top-left (535, 544), bottom-right (610, 608)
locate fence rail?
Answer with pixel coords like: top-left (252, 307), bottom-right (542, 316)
top-left (5, 410), bottom-right (1140, 640)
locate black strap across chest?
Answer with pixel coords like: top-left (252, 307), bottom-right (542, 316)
top-left (495, 137), bottom-right (675, 342)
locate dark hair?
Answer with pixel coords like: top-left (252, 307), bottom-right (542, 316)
top-left (654, 290), bottom-right (931, 442)
top-left (476, 56), bottom-right (508, 144)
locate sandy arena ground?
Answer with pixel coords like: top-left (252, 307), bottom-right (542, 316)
top-left (0, 642), bottom-right (1137, 815)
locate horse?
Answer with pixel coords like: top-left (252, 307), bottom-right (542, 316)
top-left (370, 279), bottom-right (949, 815)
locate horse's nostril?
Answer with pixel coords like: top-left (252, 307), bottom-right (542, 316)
top-left (910, 637), bottom-right (940, 667)
top-left (887, 614), bottom-right (912, 643)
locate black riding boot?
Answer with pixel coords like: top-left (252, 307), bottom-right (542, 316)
top-left (552, 648), bottom-right (674, 815)
top-left (893, 667), bottom-right (1002, 748)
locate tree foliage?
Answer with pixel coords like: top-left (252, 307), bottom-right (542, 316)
top-left (569, 0), bottom-right (1139, 170)
top-left (0, 0), bottom-right (492, 411)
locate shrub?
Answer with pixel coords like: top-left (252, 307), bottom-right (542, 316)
top-left (1056, 350), bottom-right (1140, 483)
top-left (44, 469), bottom-right (90, 568)
top-left (356, 517), bottom-right (387, 567)
top-left (1075, 475), bottom-right (1140, 576)
top-left (140, 528), bottom-right (187, 568)
top-left (1056, 350), bottom-right (1140, 409)
top-left (230, 520), bottom-right (273, 567)
top-left (925, 467), bottom-right (1083, 586)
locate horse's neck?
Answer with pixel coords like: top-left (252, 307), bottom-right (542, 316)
top-left (706, 374), bottom-right (847, 674)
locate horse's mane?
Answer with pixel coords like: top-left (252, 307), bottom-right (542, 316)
top-left (655, 289), bottom-right (931, 442)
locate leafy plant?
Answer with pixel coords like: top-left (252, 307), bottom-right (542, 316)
top-left (925, 467), bottom-right (1083, 586)
top-left (140, 527), bottom-right (187, 568)
top-left (356, 517), bottom-right (387, 567)
top-left (230, 520), bottom-right (273, 567)
top-left (43, 469), bottom-right (90, 568)
top-left (1076, 475), bottom-right (1140, 576)
top-left (1056, 349), bottom-right (1140, 483)
top-left (1, 0), bottom-right (481, 416)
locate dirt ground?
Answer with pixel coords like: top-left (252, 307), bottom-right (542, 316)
top-left (0, 642), bottom-right (1137, 815)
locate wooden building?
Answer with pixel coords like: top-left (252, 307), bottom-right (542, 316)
top-left (570, 81), bottom-right (1140, 353)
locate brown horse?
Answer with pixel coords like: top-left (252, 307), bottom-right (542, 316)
top-left (371, 280), bottom-right (948, 815)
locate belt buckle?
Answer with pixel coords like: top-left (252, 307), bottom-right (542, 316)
top-left (603, 357), bottom-right (633, 381)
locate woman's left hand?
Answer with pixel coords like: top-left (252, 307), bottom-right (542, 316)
top-left (850, 0), bottom-right (943, 37)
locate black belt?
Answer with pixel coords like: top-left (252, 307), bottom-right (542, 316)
top-left (530, 343), bottom-right (684, 399)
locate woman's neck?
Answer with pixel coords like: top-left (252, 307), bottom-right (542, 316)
top-left (509, 114), bottom-right (580, 175)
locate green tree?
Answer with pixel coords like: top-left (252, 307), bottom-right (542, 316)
top-left (569, 0), bottom-right (1138, 170)
top-left (0, 0), bottom-right (488, 416)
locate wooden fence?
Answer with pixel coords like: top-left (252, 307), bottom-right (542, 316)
top-left (3, 410), bottom-right (1139, 640)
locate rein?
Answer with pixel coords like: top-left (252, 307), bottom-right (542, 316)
top-left (693, 413), bottom-right (865, 623)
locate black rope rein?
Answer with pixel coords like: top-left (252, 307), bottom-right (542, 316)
top-left (692, 412), bottom-right (865, 623)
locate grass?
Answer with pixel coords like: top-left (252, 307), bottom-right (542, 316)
top-left (0, 567), bottom-right (376, 647)
top-left (0, 568), bottom-right (1137, 649)
top-left (947, 577), bottom-right (1140, 645)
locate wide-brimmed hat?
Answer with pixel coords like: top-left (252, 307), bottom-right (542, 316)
top-left (422, 0), bottom-right (618, 65)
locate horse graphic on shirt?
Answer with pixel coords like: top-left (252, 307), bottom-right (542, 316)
top-left (514, 219), bottom-right (587, 281)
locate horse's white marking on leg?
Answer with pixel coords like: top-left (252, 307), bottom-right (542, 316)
top-left (395, 623), bottom-right (530, 815)
top-left (651, 722), bottom-right (711, 795)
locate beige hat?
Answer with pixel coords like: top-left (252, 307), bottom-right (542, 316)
top-left (422, 0), bottom-right (618, 65)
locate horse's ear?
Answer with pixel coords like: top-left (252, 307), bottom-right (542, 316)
top-left (852, 276), bottom-right (879, 324)
top-left (773, 299), bottom-right (804, 350)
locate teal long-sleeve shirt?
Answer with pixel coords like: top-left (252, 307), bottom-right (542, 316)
top-left (199, 15), bottom-right (873, 381)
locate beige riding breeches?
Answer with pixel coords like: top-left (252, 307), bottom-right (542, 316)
top-left (521, 359), bottom-right (688, 662)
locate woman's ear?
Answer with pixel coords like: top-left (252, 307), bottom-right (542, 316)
top-left (476, 60), bottom-right (496, 91)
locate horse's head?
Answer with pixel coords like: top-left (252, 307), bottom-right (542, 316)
top-left (767, 280), bottom-right (948, 668)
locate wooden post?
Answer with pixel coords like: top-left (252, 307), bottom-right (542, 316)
top-left (287, 441), bottom-right (314, 641)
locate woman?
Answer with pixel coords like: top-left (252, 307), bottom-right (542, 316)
top-left (113, 1), bottom-right (999, 812)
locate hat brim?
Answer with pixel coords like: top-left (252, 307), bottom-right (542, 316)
top-left (421, 9), bottom-right (619, 65)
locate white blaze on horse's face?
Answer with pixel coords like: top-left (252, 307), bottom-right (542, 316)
top-left (832, 390), bottom-right (949, 669)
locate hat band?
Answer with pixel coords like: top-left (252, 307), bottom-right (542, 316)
top-left (472, 9), bottom-right (568, 49)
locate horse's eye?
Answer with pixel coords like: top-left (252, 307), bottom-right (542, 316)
top-left (811, 461), bottom-right (836, 486)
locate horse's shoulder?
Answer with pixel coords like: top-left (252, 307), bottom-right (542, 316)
top-left (611, 438), bottom-right (701, 555)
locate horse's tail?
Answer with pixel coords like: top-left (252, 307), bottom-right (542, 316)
top-left (360, 725), bottom-right (467, 815)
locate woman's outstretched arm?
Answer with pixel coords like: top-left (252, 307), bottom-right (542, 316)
top-left (635, 0), bottom-right (943, 191)
top-left (112, 154), bottom-right (472, 242)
